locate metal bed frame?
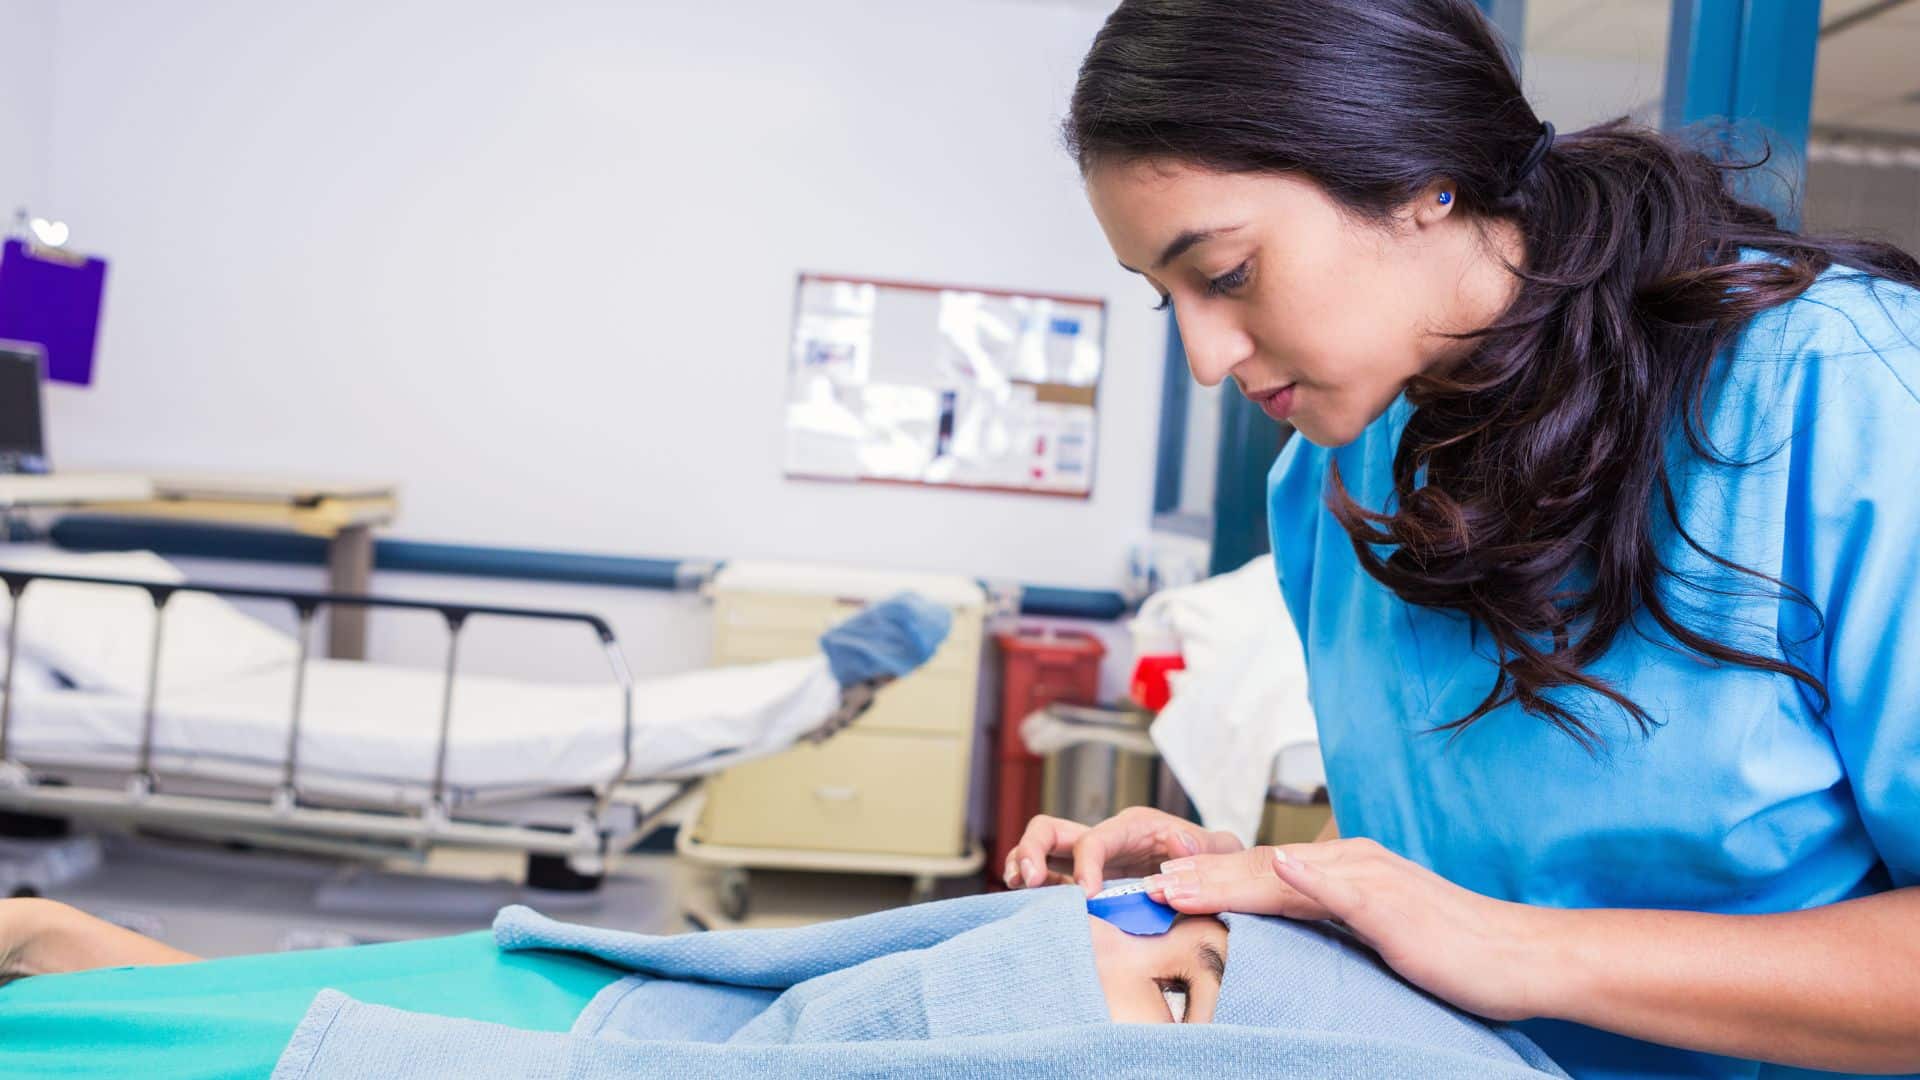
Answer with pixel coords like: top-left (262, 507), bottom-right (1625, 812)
top-left (0, 569), bottom-right (875, 877)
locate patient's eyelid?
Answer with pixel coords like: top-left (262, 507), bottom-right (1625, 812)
top-left (1197, 942), bottom-right (1226, 983)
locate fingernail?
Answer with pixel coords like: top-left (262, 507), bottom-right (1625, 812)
top-left (1178, 833), bottom-right (1200, 855)
top-left (1149, 871), bottom-right (1193, 900)
top-left (1159, 857), bottom-right (1195, 874)
top-left (1272, 848), bottom-right (1291, 869)
top-left (1004, 859), bottom-right (1018, 887)
top-left (1020, 859), bottom-right (1036, 888)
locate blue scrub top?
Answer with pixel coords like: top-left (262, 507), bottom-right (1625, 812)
top-left (1267, 266), bottom-right (1920, 1080)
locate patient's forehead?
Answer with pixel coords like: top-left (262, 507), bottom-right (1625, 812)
top-left (1087, 913), bottom-right (1227, 960)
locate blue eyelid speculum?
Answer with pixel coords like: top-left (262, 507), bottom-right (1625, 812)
top-left (1087, 881), bottom-right (1178, 936)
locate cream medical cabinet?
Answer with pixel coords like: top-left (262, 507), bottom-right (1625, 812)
top-left (679, 561), bottom-right (987, 919)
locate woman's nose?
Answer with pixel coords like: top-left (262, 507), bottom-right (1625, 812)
top-left (1176, 314), bottom-right (1254, 389)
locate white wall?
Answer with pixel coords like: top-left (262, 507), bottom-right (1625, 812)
top-left (1525, 52), bottom-right (1667, 132)
top-left (0, 0), bottom-right (54, 220)
top-left (38, 0), bottom-right (1158, 598)
top-left (1805, 159), bottom-right (1920, 253)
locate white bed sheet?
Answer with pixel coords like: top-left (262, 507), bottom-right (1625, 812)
top-left (0, 656), bottom-right (841, 807)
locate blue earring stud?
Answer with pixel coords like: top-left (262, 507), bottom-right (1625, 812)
top-left (1437, 191), bottom-right (1453, 206)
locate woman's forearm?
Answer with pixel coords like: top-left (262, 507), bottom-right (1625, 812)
top-left (1531, 887), bottom-right (1920, 1072)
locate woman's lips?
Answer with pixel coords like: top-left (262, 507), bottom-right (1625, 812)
top-left (1252, 384), bottom-right (1295, 422)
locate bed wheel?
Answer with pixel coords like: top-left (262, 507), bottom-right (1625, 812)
top-left (718, 867), bottom-right (751, 922)
top-left (525, 853), bottom-right (605, 892)
top-left (0, 809), bottom-right (69, 840)
top-left (909, 875), bottom-right (938, 905)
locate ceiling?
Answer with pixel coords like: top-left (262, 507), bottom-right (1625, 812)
top-left (1524, 0), bottom-right (1920, 139)
top-left (1810, 0), bottom-right (1920, 139)
top-left (1008, 0), bottom-right (1920, 140)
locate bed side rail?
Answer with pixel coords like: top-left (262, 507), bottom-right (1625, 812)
top-left (0, 570), bottom-right (637, 824)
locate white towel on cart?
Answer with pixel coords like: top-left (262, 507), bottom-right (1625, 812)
top-left (1137, 555), bottom-right (1320, 846)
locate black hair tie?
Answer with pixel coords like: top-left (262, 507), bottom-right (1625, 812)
top-left (1506, 121), bottom-right (1555, 196)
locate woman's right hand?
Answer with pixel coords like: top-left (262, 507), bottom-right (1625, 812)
top-left (1004, 807), bottom-right (1245, 896)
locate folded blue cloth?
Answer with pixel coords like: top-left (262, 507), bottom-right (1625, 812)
top-left (1215, 913), bottom-right (1548, 1066)
top-left (818, 592), bottom-right (952, 688)
top-left (272, 886), bottom-right (1565, 1078)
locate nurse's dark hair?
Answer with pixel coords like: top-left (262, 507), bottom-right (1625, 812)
top-left (1066, 0), bottom-right (1920, 747)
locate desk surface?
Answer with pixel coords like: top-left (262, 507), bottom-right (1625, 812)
top-left (68, 495), bottom-right (398, 538)
top-left (0, 473), bottom-right (398, 539)
top-left (149, 473), bottom-right (397, 504)
top-left (0, 473), bottom-right (155, 508)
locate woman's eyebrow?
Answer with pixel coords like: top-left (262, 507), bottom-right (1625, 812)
top-left (1197, 942), bottom-right (1226, 983)
top-left (1117, 224), bottom-right (1246, 274)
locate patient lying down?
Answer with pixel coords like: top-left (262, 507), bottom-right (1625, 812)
top-left (0, 887), bottom-right (1564, 1078)
top-left (0, 895), bottom-right (1222, 1023)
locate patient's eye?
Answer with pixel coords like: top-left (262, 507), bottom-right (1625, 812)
top-left (1156, 978), bottom-right (1190, 1023)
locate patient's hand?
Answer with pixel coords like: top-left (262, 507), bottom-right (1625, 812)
top-left (0, 898), bottom-right (66, 981)
top-left (0, 898), bottom-right (199, 980)
top-left (1088, 914), bottom-right (1228, 1024)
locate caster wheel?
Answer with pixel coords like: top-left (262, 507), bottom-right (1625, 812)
top-left (718, 868), bottom-right (751, 922)
top-left (908, 876), bottom-right (938, 905)
top-left (0, 808), bottom-right (69, 840)
top-left (525, 853), bottom-right (605, 892)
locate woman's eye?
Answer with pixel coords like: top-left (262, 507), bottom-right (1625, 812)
top-left (1158, 979), bottom-right (1190, 1023)
top-left (1204, 261), bottom-right (1251, 298)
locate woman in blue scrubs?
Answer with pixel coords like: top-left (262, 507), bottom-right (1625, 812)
top-left (1010, 1), bottom-right (1920, 1076)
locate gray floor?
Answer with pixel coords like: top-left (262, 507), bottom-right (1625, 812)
top-left (6, 827), bottom-right (960, 957)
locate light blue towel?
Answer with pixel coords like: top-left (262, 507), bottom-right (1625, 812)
top-left (818, 592), bottom-right (953, 688)
top-left (272, 886), bottom-right (1567, 1079)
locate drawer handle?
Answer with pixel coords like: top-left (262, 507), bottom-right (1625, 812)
top-left (812, 785), bottom-right (860, 803)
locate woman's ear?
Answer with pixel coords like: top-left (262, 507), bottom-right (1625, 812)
top-left (1408, 181), bottom-right (1457, 229)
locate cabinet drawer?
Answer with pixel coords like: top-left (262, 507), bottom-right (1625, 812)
top-left (695, 730), bottom-right (971, 857)
top-left (711, 628), bottom-right (819, 666)
top-left (715, 621), bottom-right (981, 677)
top-left (856, 670), bottom-right (977, 735)
top-left (712, 593), bottom-right (851, 637)
top-left (711, 646), bottom-right (976, 735)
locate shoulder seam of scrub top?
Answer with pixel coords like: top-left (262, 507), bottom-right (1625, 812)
top-left (1786, 289), bottom-right (1920, 408)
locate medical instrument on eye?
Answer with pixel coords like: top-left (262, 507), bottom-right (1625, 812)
top-left (1088, 880), bottom-right (1178, 936)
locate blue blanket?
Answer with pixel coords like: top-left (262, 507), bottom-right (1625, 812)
top-left (271, 886), bottom-right (1566, 1078)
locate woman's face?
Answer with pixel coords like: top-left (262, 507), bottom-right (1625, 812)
top-left (1089, 914), bottom-right (1228, 1024)
top-left (1085, 157), bottom-right (1511, 447)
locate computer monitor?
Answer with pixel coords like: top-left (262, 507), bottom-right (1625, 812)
top-left (0, 340), bottom-right (49, 474)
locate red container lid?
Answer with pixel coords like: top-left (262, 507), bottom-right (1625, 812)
top-left (1129, 653), bottom-right (1186, 712)
top-left (994, 627), bottom-right (1106, 659)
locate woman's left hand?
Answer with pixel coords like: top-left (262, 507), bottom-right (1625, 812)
top-left (1146, 838), bottom-right (1558, 1022)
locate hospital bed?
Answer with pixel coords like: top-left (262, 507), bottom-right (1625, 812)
top-left (0, 557), bottom-right (924, 889)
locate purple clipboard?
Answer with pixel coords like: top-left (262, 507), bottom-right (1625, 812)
top-left (0, 238), bottom-right (109, 386)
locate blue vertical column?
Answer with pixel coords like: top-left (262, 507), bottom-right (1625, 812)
top-left (1478, 0), bottom-right (1527, 63)
top-left (1158, 308), bottom-right (1285, 577)
top-left (1662, 0), bottom-right (1822, 224)
top-left (1208, 375), bottom-right (1285, 577)
top-left (1152, 311), bottom-right (1191, 517)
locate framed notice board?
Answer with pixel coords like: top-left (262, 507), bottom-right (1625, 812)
top-left (783, 272), bottom-right (1106, 498)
